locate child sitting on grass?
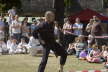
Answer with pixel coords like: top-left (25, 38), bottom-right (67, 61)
top-left (74, 35), bottom-right (87, 58)
top-left (67, 43), bottom-right (76, 55)
top-left (86, 44), bottom-right (102, 63)
top-left (0, 39), bottom-right (8, 55)
top-left (100, 45), bottom-right (108, 62)
top-left (16, 38), bottom-right (28, 54)
top-left (79, 49), bottom-right (87, 60)
top-left (8, 38), bottom-right (18, 54)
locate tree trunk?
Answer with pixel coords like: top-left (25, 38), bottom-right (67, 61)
top-left (54, 0), bottom-right (64, 28)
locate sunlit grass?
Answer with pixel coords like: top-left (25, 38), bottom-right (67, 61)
top-left (0, 54), bottom-right (105, 72)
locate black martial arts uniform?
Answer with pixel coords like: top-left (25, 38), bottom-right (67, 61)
top-left (33, 21), bottom-right (67, 72)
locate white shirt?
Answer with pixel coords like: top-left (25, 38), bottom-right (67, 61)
top-left (17, 42), bottom-right (27, 49)
top-left (0, 30), bottom-right (5, 39)
top-left (9, 43), bottom-right (17, 51)
top-left (28, 36), bottom-right (40, 47)
top-left (7, 40), bottom-right (12, 49)
top-left (0, 42), bottom-right (7, 52)
top-left (63, 23), bottom-right (73, 34)
top-left (11, 20), bottom-right (21, 34)
top-left (8, 9), bottom-right (16, 16)
top-left (73, 23), bottom-right (83, 35)
top-left (28, 36), bottom-right (43, 50)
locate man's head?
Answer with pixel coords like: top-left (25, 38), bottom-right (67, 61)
top-left (45, 11), bottom-right (55, 22)
top-left (75, 18), bottom-right (80, 23)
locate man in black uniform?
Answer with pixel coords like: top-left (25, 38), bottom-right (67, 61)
top-left (33, 11), bottom-right (67, 72)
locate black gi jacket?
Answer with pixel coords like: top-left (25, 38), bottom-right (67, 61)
top-left (33, 21), bottom-right (55, 44)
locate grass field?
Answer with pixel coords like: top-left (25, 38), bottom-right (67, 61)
top-left (0, 54), bottom-right (105, 72)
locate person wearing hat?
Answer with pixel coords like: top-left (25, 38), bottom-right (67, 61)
top-left (33, 11), bottom-right (67, 72)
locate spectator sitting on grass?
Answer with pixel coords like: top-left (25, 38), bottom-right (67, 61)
top-left (0, 39), bottom-right (8, 55)
top-left (27, 34), bottom-right (43, 56)
top-left (79, 49), bottom-right (87, 60)
top-left (67, 43), bottom-right (76, 55)
top-left (8, 38), bottom-right (18, 54)
top-left (104, 46), bottom-right (108, 68)
top-left (16, 38), bottom-right (28, 54)
top-left (74, 35), bottom-right (87, 58)
top-left (86, 44), bottom-right (102, 63)
top-left (100, 45), bottom-right (108, 62)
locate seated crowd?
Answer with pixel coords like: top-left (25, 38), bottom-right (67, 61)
top-left (67, 35), bottom-right (108, 68)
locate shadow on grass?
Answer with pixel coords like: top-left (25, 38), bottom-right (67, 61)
top-left (31, 54), bottom-right (54, 57)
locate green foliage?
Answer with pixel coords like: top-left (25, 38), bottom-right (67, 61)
top-left (0, 3), bottom-right (6, 12)
top-left (104, 0), bottom-right (108, 8)
top-left (1, 0), bottom-right (22, 12)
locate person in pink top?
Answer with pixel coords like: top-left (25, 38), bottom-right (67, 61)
top-left (86, 44), bottom-right (102, 63)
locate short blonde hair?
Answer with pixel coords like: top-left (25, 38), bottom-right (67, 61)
top-left (92, 44), bottom-right (98, 49)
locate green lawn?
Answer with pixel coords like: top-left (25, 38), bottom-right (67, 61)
top-left (0, 54), bottom-right (105, 72)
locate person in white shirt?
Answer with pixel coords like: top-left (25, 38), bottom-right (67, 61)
top-left (8, 38), bottom-right (18, 54)
top-left (0, 39), bottom-right (8, 55)
top-left (8, 6), bottom-right (16, 16)
top-left (16, 38), bottom-right (28, 54)
top-left (8, 7), bottom-right (16, 23)
top-left (8, 6), bottom-right (16, 26)
top-left (73, 18), bottom-right (83, 36)
top-left (7, 36), bottom-right (13, 50)
top-left (27, 35), bottom-right (43, 56)
top-left (10, 15), bottom-right (22, 41)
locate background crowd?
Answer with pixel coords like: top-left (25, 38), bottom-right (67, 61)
top-left (63, 14), bottom-right (108, 68)
top-left (0, 6), bottom-right (108, 68)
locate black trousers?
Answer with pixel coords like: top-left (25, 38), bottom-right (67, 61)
top-left (38, 42), bottom-right (67, 72)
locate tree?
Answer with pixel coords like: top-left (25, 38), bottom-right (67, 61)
top-left (1, 0), bottom-right (22, 12)
top-left (104, 0), bottom-right (108, 8)
top-left (54, 0), bottom-right (64, 27)
top-left (0, 3), bottom-right (6, 16)
top-left (64, 0), bottom-right (82, 15)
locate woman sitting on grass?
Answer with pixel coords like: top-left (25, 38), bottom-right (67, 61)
top-left (86, 44), bottom-right (102, 63)
top-left (79, 49), bottom-right (87, 60)
top-left (100, 45), bottom-right (108, 63)
top-left (74, 35), bottom-right (87, 58)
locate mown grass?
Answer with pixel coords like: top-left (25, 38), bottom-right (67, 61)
top-left (0, 54), bottom-right (105, 72)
